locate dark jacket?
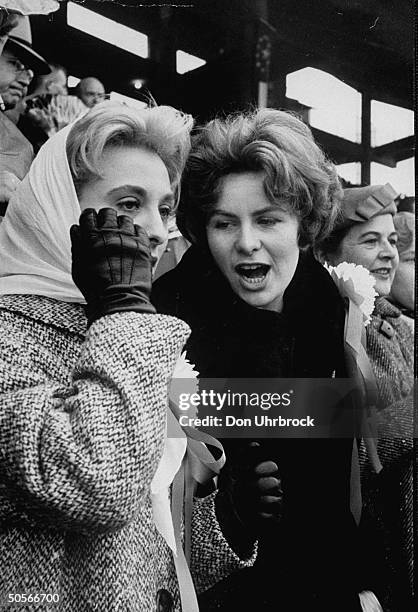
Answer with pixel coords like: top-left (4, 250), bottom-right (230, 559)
top-left (153, 247), bottom-right (365, 612)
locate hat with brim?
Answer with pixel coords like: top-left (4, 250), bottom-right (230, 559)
top-left (5, 14), bottom-right (50, 74)
top-left (340, 183), bottom-right (398, 228)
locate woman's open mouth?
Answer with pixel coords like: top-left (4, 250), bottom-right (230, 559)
top-left (235, 263), bottom-right (270, 289)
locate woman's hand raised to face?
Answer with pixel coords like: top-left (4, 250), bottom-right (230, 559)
top-left (70, 207), bottom-right (156, 326)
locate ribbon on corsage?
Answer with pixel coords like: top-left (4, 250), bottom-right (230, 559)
top-left (325, 262), bottom-right (382, 523)
top-left (151, 352), bottom-right (225, 612)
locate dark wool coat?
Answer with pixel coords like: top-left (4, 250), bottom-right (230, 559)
top-left (153, 248), bottom-right (365, 612)
top-left (0, 295), bottom-right (256, 612)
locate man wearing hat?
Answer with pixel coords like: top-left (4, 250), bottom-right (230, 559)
top-left (0, 1), bottom-right (58, 215)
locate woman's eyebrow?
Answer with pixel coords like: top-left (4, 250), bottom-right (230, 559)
top-left (209, 209), bottom-right (237, 219)
top-left (359, 230), bottom-right (398, 239)
top-left (105, 186), bottom-right (174, 203)
top-left (209, 205), bottom-right (283, 218)
top-left (106, 185), bottom-right (146, 198)
top-left (160, 193), bottom-right (175, 206)
top-left (252, 206), bottom-right (285, 215)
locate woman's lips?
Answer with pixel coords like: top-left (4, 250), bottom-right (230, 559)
top-left (371, 268), bottom-right (392, 278)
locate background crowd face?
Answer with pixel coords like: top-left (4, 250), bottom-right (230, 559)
top-left (0, 47), bottom-right (32, 94)
top-left (390, 235), bottom-right (415, 311)
top-left (40, 67), bottom-right (67, 95)
top-left (77, 145), bottom-right (174, 273)
top-left (0, 49), bottom-right (32, 108)
top-left (206, 171), bottom-right (300, 313)
top-left (330, 214), bottom-right (399, 297)
top-left (78, 77), bottom-right (105, 108)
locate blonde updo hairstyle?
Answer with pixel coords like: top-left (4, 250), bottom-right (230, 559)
top-left (177, 108), bottom-right (343, 249)
top-left (66, 101), bottom-right (193, 204)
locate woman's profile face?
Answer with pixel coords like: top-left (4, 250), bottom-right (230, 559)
top-left (331, 214), bottom-right (399, 296)
top-left (78, 145), bottom-right (175, 273)
top-left (206, 171), bottom-right (300, 313)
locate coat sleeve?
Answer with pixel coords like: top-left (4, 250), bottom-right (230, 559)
top-left (190, 491), bottom-right (257, 593)
top-left (0, 311), bottom-right (190, 532)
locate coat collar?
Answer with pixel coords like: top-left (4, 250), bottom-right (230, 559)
top-left (0, 294), bottom-right (87, 337)
top-left (373, 296), bottom-right (401, 320)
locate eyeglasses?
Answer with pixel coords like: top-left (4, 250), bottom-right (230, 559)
top-left (4, 57), bottom-right (34, 80)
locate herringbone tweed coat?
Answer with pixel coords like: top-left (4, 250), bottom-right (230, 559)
top-left (0, 295), bottom-right (255, 611)
top-left (361, 297), bottom-right (415, 611)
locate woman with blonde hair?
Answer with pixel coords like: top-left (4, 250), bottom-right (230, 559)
top-left (0, 102), bottom-right (257, 611)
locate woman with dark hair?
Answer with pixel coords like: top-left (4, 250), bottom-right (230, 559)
top-left (153, 108), bottom-right (379, 611)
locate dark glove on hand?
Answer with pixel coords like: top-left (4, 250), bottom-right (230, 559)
top-left (231, 441), bottom-right (283, 532)
top-left (70, 208), bottom-right (156, 326)
top-left (216, 441), bottom-right (283, 554)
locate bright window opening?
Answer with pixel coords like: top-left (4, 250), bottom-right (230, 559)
top-left (110, 91), bottom-right (147, 110)
top-left (336, 163), bottom-right (361, 186)
top-left (371, 158), bottom-right (415, 196)
top-left (67, 2), bottom-right (148, 59)
top-left (67, 75), bottom-right (80, 88)
top-left (286, 67), bottom-right (361, 143)
top-left (176, 50), bottom-right (206, 74)
top-left (371, 101), bottom-right (414, 147)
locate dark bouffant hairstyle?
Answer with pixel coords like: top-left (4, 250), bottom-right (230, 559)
top-left (177, 108), bottom-right (343, 249)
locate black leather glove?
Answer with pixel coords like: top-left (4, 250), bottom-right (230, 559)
top-left (231, 441), bottom-right (283, 529)
top-left (70, 208), bottom-right (156, 326)
top-left (216, 442), bottom-right (283, 555)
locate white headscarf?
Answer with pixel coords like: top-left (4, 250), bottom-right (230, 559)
top-left (0, 124), bottom-right (188, 554)
top-left (0, 123), bottom-right (84, 302)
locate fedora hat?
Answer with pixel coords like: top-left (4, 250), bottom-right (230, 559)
top-left (5, 15), bottom-right (50, 74)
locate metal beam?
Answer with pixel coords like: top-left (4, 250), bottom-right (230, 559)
top-left (371, 135), bottom-right (414, 167)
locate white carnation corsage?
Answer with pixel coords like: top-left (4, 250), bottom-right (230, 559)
top-left (169, 352), bottom-right (199, 421)
top-left (324, 262), bottom-right (377, 326)
top-left (325, 261), bottom-right (382, 483)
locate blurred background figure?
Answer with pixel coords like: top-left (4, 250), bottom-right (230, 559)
top-left (21, 90), bottom-right (86, 151)
top-left (14, 61), bottom-right (68, 150)
top-left (75, 76), bottom-right (105, 108)
top-left (395, 194), bottom-right (415, 214)
top-left (29, 61), bottom-right (67, 96)
top-left (0, 8), bottom-right (54, 217)
top-left (389, 211), bottom-right (415, 324)
top-left (19, 60), bottom-right (85, 152)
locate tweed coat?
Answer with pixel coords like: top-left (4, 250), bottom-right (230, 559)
top-left (0, 294), bottom-right (255, 612)
top-left (360, 297), bottom-right (415, 611)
